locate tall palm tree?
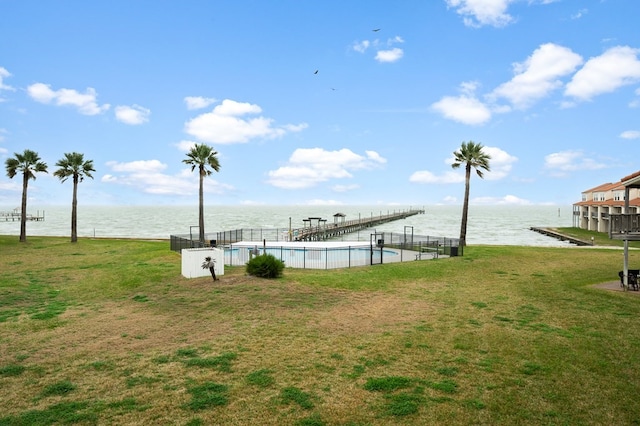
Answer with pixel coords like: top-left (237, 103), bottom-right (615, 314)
top-left (183, 143), bottom-right (221, 245)
top-left (5, 149), bottom-right (48, 242)
top-left (54, 152), bottom-right (95, 243)
top-left (451, 141), bottom-right (491, 248)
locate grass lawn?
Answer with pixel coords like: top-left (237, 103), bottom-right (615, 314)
top-left (1, 235), bottom-right (640, 425)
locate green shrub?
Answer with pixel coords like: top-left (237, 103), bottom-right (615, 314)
top-left (245, 254), bottom-right (285, 278)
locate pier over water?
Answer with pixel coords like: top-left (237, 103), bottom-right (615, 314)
top-left (293, 208), bottom-right (424, 241)
top-left (171, 208), bottom-right (427, 251)
top-left (0, 209), bottom-right (45, 222)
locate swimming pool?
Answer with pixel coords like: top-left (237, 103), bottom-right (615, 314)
top-left (224, 241), bottom-right (416, 269)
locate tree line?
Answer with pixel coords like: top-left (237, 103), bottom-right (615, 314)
top-left (4, 143), bottom-right (220, 244)
top-left (5, 141), bottom-right (489, 247)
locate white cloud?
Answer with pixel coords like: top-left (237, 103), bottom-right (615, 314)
top-left (353, 35), bottom-right (404, 63)
top-left (332, 184), bottom-right (360, 192)
top-left (472, 195), bottom-right (532, 205)
top-left (481, 146), bottom-right (518, 180)
top-left (411, 146), bottom-right (516, 184)
top-left (375, 48), bottom-right (404, 63)
top-left (352, 40), bottom-right (370, 53)
top-left (409, 170), bottom-right (464, 184)
top-left (103, 159), bottom-right (232, 196)
top-left (431, 93), bottom-right (492, 125)
top-left (106, 160), bottom-right (167, 173)
top-left (175, 140), bottom-right (199, 151)
top-left (0, 179), bottom-right (20, 191)
top-left (620, 130), bottom-right (640, 140)
top-left (282, 123), bottom-right (309, 132)
top-left (115, 104), bottom-right (150, 125)
top-left (543, 150), bottom-right (607, 176)
top-left (266, 148), bottom-right (387, 189)
top-left (184, 99), bottom-right (307, 144)
top-left (445, 0), bottom-right (515, 28)
top-left (184, 96), bottom-right (217, 110)
top-left (565, 46), bottom-right (640, 101)
top-left (490, 43), bottom-right (583, 109)
top-left (571, 8), bottom-right (588, 20)
top-left (0, 67), bottom-right (15, 100)
top-left (27, 82), bottom-right (110, 115)
top-left (364, 150), bottom-right (387, 164)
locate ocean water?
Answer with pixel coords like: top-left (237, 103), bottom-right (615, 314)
top-left (0, 204), bottom-right (575, 246)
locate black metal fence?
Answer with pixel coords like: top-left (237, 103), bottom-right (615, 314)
top-left (224, 244), bottom-right (390, 269)
top-left (170, 228), bottom-right (461, 269)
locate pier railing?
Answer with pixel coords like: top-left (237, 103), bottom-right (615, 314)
top-left (0, 210), bottom-right (45, 222)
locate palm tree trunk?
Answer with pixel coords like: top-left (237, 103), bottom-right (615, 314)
top-left (20, 172), bottom-right (29, 243)
top-left (71, 175), bottom-right (78, 243)
top-left (198, 167), bottom-right (205, 245)
top-left (20, 172), bottom-right (28, 242)
top-left (459, 164), bottom-right (471, 247)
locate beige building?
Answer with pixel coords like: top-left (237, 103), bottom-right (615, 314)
top-left (573, 170), bottom-right (640, 232)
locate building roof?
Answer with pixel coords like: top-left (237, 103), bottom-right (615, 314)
top-left (574, 197), bottom-right (640, 207)
top-left (579, 171), bottom-right (640, 193)
top-left (582, 182), bottom-right (614, 193)
top-left (622, 170), bottom-right (640, 188)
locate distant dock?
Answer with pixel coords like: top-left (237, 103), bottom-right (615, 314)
top-left (294, 209), bottom-right (425, 241)
top-left (530, 227), bottom-right (591, 246)
top-left (0, 209), bottom-right (45, 222)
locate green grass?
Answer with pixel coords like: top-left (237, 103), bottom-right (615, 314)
top-left (185, 382), bottom-right (229, 411)
top-left (556, 226), bottom-right (640, 248)
top-left (280, 386), bottom-right (315, 410)
top-left (39, 380), bottom-right (77, 397)
top-left (1, 234), bottom-right (640, 424)
top-left (363, 376), bottom-right (412, 392)
top-left (246, 368), bottom-right (275, 387)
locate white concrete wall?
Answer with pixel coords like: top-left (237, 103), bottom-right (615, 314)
top-left (181, 248), bottom-right (224, 279)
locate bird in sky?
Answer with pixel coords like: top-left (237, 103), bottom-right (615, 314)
top-left (372, 28), bottom-right (381, 32)
top-left (314, 70), bottom-right (318, 74)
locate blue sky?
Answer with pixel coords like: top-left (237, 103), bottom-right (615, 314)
top-left (0, 0), bottom-right (639, 207)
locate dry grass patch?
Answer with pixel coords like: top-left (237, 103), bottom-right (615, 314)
top-left (2, 236), bottom-right (640, 424)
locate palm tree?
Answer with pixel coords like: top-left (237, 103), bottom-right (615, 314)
top-left (5, 149), bottom-right (48, 242)
top-left (54, 152), bottom-right (95, 243)
top-left (451, 141), bottom-right (491, 248)
top-left (183, 143), bottom-right (221, 245)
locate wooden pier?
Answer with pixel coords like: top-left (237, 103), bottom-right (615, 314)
top-left (0, 210), bottom-right (45, 222)
top-left (293, 209), bottom-right (424, 241)
top-left (529, 227), bottom-right (591, 246)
